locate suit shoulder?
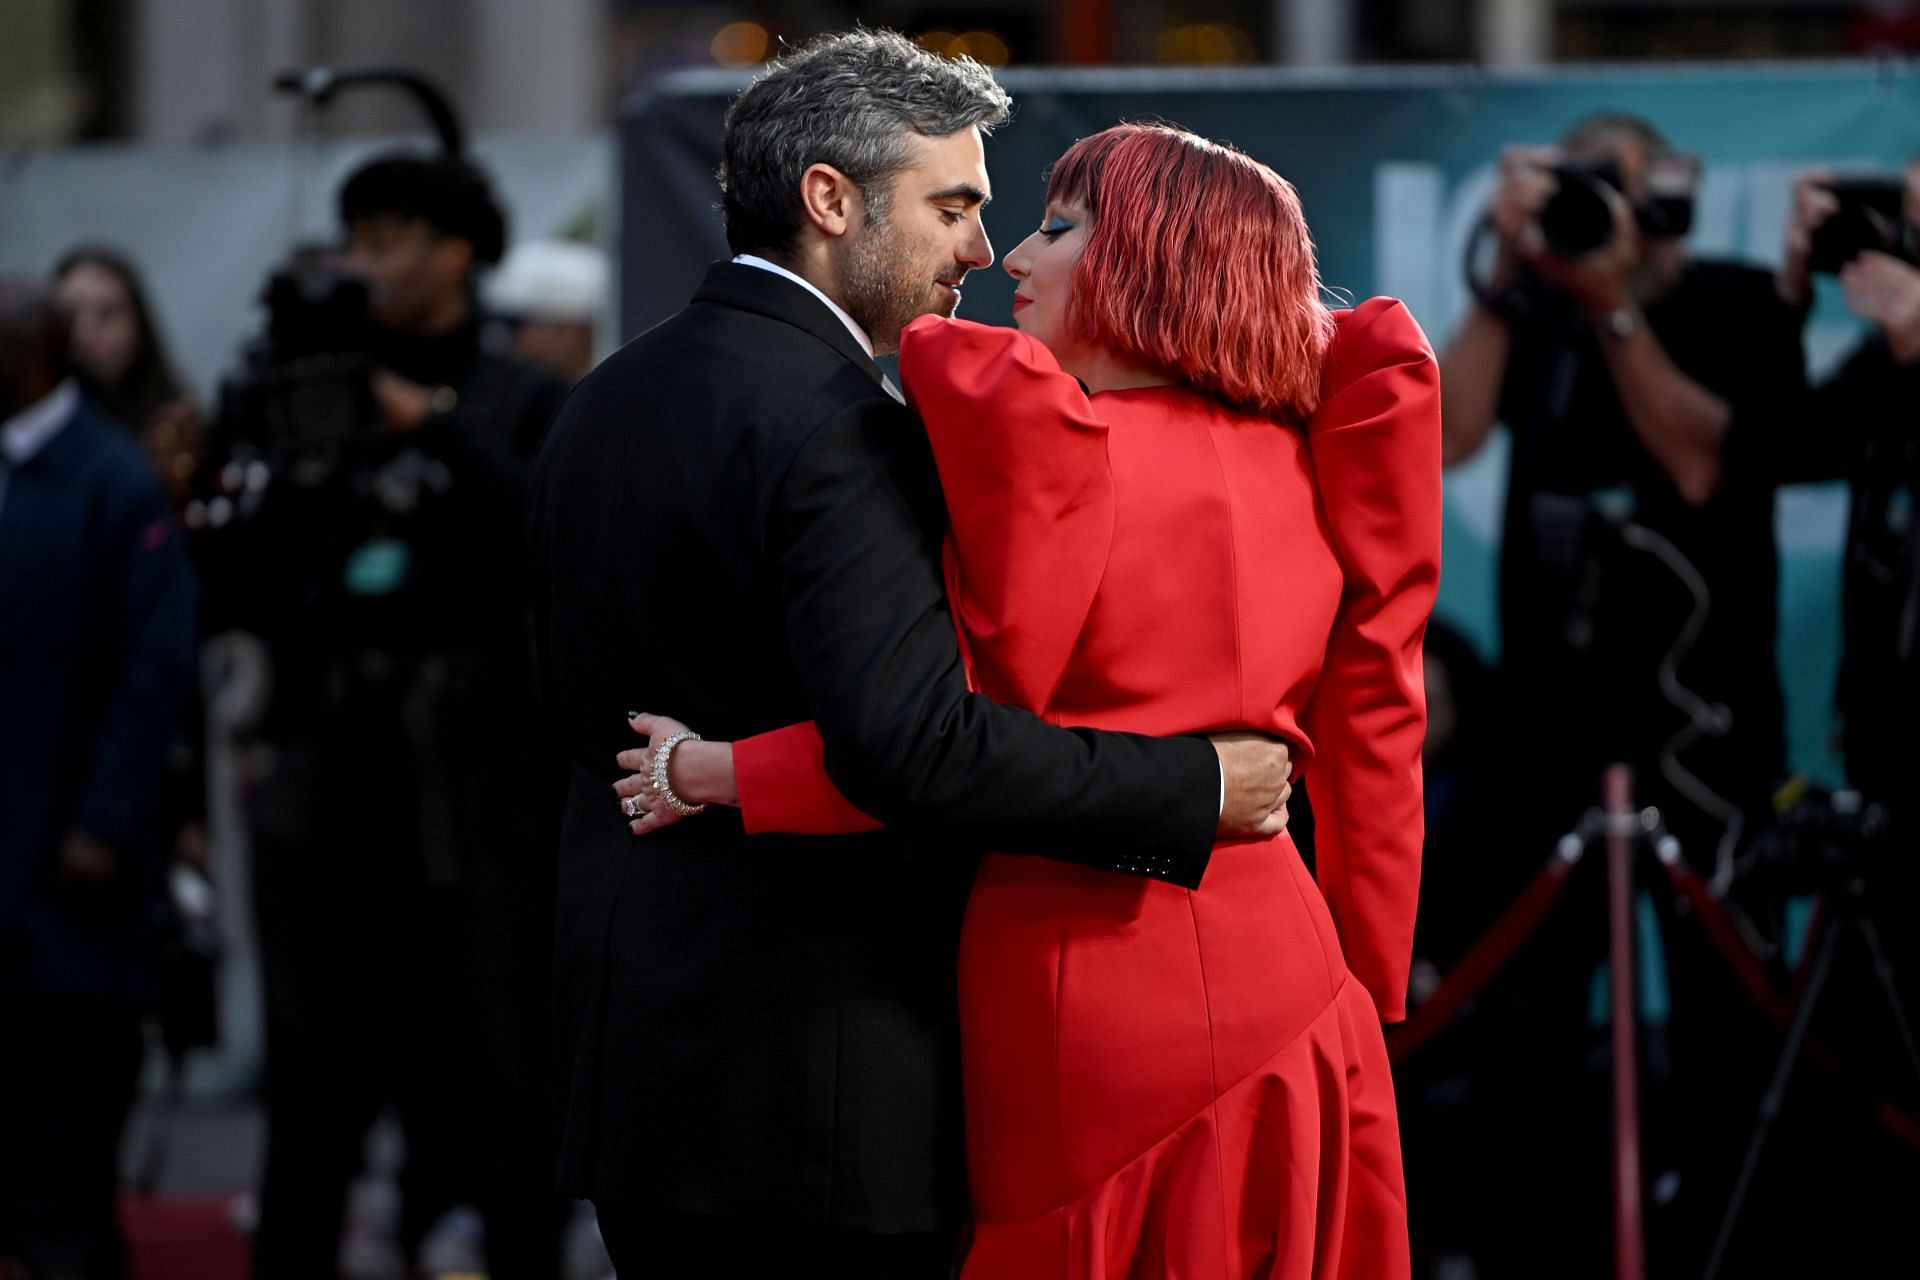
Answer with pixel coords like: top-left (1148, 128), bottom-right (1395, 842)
top-left (582, 302), bottom-right (853, 387)
top-left (581, 303), bottom-right (900, 439)
top-left (790, 389), bottom-right (920, 454)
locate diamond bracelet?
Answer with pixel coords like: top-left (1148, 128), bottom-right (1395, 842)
top-left (651, 731), bottom-right (709, 818)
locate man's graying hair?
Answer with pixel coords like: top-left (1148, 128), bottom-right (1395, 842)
top-left (718, 29), bottom-right (1012, 258)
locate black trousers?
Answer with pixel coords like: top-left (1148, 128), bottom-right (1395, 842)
top-left (248, 753), bottom-right (562, 1280)
top-left (0, 998), bottom-right (143, 1280)
top-left (594, 1202), bottom-right (956, 1279)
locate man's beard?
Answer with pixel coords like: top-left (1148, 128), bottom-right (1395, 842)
top-left (838, 212), bottom-right (963, 356)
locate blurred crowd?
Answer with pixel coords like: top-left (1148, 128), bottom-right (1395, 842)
top-left (2, 112), bottom-right (1917, 1280)
top-left (2, 149), bottom-right (606, 1280)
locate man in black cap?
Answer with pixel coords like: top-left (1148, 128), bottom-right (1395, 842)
top-left (199, 151), bottom-right (568, 1279)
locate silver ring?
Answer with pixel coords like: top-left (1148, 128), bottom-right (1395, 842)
top-left (622, 795), bottom-right (643, 818)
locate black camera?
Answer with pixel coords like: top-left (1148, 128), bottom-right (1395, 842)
top-left (1537, 155), bottom-right (1696, 259)
top-left (1745, 785), bottom-right (1888, 897)
top-left (1809, 176), bottom-right (1916, 275)
top-left (1539, 160), bottom-right (1627, 259)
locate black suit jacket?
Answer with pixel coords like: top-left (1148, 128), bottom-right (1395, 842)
top-left (531, 262), bottom-right (1220, 1229)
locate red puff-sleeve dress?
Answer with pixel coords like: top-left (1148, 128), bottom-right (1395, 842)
top-left (729, 298), bottom-right (1441, 1279)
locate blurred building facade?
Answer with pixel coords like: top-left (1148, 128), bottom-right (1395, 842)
top-left (5, 0), bottom-right (1913, 145)
top-left (4, 0), bottom-right (609, 142)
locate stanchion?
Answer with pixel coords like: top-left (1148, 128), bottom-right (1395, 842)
top-left (1602, 764), bottom-right (1646, 1280)
top-left (1391, 768), bottom-right (1920, 1277)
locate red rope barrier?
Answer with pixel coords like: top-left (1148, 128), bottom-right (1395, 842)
top-left (1658, 857), bottom-right (1782, 1018)
top-left (1879, 1100), bottom-right (1920, 1149)
top-left (1387, 851), bottom-right (1576, 1065)
top-left (1392, 824), bottom-right (1920, 1153)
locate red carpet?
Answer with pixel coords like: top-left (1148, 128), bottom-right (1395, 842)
top-left (121, 1193), bottom-right (251, 1280)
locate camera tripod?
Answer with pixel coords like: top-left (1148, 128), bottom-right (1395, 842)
top-left (1382, 767), bottom-right (1904, 1274)
top-left (1702, 815), bottom-right (1920, 1280)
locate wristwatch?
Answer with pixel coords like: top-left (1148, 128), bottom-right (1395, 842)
top-left (1595, 306), bottom-right (1640, 342)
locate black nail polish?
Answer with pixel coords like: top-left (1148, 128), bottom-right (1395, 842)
top-left (627, 710), bottom-right (639, 719)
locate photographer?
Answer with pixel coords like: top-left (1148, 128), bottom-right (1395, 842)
top-left (200, 153), bottom-right (567, 1279)
top-left (1443, 111), bottom-right (1805, 862)
top-left (1773, 168), bottom-right (1920, 1231)
top-left (1779, 161), bottom-right (1920, 809)
top-left (1439, 114), bottom-right (1808, 1275)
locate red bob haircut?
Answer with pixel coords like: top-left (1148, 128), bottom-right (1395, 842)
top-left (1045, 123), bottom-right (1334, 422)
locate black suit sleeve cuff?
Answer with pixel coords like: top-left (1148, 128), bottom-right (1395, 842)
top-left (1152, 734), bottom-right (1221, 889)
top-left (1069, 734), bottom-right (1217, 891)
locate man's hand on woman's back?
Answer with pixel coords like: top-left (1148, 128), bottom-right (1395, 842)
top-left (1211, 733), bottom-right (1293, 839)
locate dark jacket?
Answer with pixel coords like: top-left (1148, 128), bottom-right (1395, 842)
top-left (199, 325), bottom-right (566, 879)
top-left (1802, 334), bottom-right (1920, 805)
top-left (1492, 260), bottom-right (1801, 847)
top-left (531, 263), bottom-right (1222, 1229)
top-left (0, 396), bottom-right (196, 1006)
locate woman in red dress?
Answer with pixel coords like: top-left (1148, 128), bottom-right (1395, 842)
top-left (617, 123), bottom-right (1441, 1279)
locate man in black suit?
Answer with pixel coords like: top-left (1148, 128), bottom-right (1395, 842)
top-left (532, 31), bottom-right (1291, 1275)
top-left (0, 279), bottom-right (197, 1279)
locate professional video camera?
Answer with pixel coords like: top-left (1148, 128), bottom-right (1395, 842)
top-left (1809, 173), bottom-right (1917, 274)
top-left (211, 68), bottom-right (475, 493)
top-left (1742, 783), bottom-right (1889, 900)
top-left (219, 257), bottom-right (382, 489)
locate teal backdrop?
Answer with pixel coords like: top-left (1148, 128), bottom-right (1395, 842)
top-left (622, 60), bottom-right (1920, 783)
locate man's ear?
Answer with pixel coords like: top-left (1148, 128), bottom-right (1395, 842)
top-left (798, 163), bottom-right (861, 240)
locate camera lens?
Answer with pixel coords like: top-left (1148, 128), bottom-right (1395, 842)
top-left (1539, 168), bottom-right (1617, 259)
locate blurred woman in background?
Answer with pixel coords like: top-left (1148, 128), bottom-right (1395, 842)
top-left (53, 245), bottom-right (201, 502)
